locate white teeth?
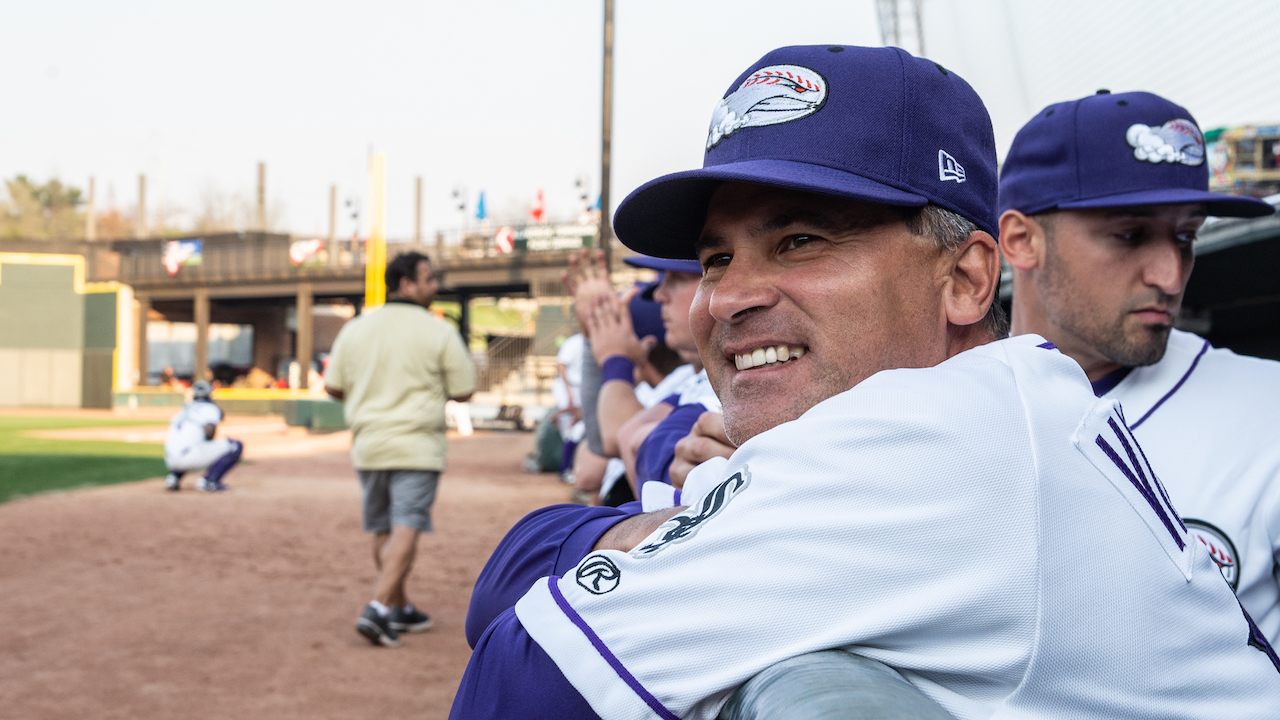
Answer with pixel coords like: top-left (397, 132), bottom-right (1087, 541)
top-left (734, 344), bottom-right (806, 370)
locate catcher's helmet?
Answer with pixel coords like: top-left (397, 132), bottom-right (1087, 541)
top-left (192, 380), bottom-right (213, 401)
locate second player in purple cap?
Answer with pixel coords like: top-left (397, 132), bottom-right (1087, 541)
top-left (1000, 89), bottom-right (1280, 641)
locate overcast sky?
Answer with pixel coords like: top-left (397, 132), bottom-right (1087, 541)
top-left (3, 0), bottom-right (1278, 239)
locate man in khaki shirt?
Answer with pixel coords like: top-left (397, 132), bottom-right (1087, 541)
top-left (325, 251), bottom-right (476, 647)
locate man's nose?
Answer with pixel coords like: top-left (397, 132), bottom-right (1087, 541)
top-left (1143, 238), bottom-right (1192, 297)
top-left (706, 256), bottom-right (781, 323)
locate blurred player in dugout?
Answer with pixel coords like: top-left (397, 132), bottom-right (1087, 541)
top-left (163, 380), bottom-right (242, 492)
top-left (325, 251), bottom-right (477, 648)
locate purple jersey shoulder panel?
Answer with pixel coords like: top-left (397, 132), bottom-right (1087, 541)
top-left (450, 607), bottom-right (602, 720)
top-left (465, 504), bottom-right (638, 648)
top-left (635, 402), bottom-right (707, 487)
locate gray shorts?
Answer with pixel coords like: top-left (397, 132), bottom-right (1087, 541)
top-left (357, 469), bottom-right (440, 534)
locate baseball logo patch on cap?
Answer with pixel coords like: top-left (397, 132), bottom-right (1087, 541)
top-left (706, 65), bottom-right (827, 150)
top-left (1125, 119), bottom-right (1205, 166)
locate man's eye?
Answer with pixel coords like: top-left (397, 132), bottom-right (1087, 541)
top-left (783, 234), bottom-right (820, 251)
top-left (702, 253), bottom-right (732, 270)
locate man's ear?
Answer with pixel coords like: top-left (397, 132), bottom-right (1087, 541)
top-left (998, 210), bottom-right (1044, 272)
top-left (944, 230), bottom-right (999, 327)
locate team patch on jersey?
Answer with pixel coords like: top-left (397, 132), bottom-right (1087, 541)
top-left (706, 65), bottom-right (827, 149)
top-left (630, 468), bottom-right (751, 558)
top-left (1125, 119), bottom-right (1205, 166)
top-left (1185, 519), bottom-right (1239, 590)
top-left (1074, 401), bottom-right (1192, 578)
top-left (576, 554), bottom-right (622, 595)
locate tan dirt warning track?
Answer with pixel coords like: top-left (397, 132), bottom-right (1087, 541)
top-left (0, 423), bottom-right (565, 720)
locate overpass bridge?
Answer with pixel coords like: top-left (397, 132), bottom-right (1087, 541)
top-left (0, 225), bottom-right (646, 406)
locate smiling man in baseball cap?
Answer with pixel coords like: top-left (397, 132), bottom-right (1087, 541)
top-left (452, 48), bottom-right (1280, 720)
top-left (1000, 90), bottom-right (1280, 639)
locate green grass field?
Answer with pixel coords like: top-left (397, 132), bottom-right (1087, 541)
top-left (0, 416), bottom-right (167, 503)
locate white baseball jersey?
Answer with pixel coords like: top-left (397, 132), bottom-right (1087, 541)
top-left (635, 363), bottom-right (697, 408)
top-left (675, 369), bottom-right (721, 413)
top-left (164, 400), bottom-right (232, 470)
top-left (1105, 328), bottom-right (1280, 640)
top-left (164, 400), bottom-right (223, 456)
top-left (515, 335), bottom-right (1280, 719)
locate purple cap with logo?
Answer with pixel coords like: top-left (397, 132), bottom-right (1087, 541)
top-left (622, 254), bottom-right (703, 274)
top-left (628, 283), bottom-right (665, 344)
top-left (613, 45), bottom-right (998, 259)
top-left (999, 91), bottom-right (1274, 218)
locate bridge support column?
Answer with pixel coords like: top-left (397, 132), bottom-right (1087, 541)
top-left (296, 282), bottom-right (313, 390)
top-left (194, 288), bottom-right (210, 383)
top-left (137, 295), bottom-right (151, 386)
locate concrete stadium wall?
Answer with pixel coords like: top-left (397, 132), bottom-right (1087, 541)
top-left (0, 254), bottom-right (120, 408)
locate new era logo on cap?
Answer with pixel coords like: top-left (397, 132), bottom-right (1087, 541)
top-left (938, 150), bottom-right (966, 183)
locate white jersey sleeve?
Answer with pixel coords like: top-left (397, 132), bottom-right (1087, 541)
top-left (515, 336), bottom-right (1280, 720)
top-left (675, 369), bottom-right (720, 413)
top-left (1107, 329), bottom-right (1280, 640)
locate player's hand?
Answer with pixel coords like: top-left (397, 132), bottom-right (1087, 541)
top-left (669, 411), bottom-right (735, 488)
top-left (592, 506), bottom-right (687, 552)
top-left (584, 286), bottom-right (652, 365)
top-left (562, 248), bottom-right (613, 338)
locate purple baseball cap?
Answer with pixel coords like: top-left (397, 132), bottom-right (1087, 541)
top-left (628, 283), bottom-right (665, 344)
top-left (622, 254), bottom-right (703, 274)
top-left (999, 90), bottom-right (1274, 218)
top-left (613, 45), bottom-right (999, 259)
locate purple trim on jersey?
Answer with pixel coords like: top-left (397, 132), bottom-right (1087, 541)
top-left (659, 393), bottom-right (681, 407)
top-left (673, 489), bottom-right (682, 505)
top-left (1239, 599), bottom-right (1280, 673)
top-left (1130, 339), bottom-right (1210, 430)
top-left (1036, 341), bottom-right (1058, 350)
top-left (636, 403), bottom-right (706, 486)
top-left (547, 577), bottom-right (681, 720)
top-left (1096, 417), bottom-right (1185, 549)
top-left (1090, 367), bottom-right (1133, 398)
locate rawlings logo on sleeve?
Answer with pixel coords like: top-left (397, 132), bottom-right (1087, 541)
top-left (630, 468), bottom-right (751, 558)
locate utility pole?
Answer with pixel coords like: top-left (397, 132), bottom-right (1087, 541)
top-left (913, 0), bottom-right (925, 56)
top-left (85, 176), bottom-right (96, 241)
top-left (328, 184), bottom-right (338, 266)
top-left (598, 0), bottom-right (615, 273)
top-left (137, 174), bottom-right (147, 239)
top-left (415, 176), bottom-right (423, 245)
top-left (257, 162), bottom-right (267, 231)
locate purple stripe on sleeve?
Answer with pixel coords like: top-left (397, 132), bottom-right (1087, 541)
top-left (1036, 341), bottom-right (1058, 349)
top-left (547, 577), bottom-right (681, 720)
top-left (1131, 339), bottom-right (1209, 430)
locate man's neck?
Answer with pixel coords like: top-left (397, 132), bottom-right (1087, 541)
top-left (387, 294), bottom-right (428, 309)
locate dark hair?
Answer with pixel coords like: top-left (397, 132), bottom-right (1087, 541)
top-left (647, 341), bottom-right (684, 377)
top-left (385, 251), bottom-right (432, 294)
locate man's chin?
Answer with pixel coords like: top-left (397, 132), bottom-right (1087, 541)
top-left (1107, 324), bottom-right (1172, 368)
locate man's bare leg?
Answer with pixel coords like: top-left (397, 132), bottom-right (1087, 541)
top-left (374, 525), bottom-right (419, 608)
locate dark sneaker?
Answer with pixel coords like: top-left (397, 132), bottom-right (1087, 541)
top-left (388, 605), bottom-right (433, 633)
top-left (165, 473), bottom-right (181, 491)
top-left (356, 605), bottom-right (401, 647)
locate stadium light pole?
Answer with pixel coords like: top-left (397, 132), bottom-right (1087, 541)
top-left (598, 0), bottom-right (614, 274)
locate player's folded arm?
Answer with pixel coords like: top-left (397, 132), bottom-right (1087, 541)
top-left (465, 503), bottom-right (642, 648)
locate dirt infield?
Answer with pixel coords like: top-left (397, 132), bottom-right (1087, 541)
top-left (0, 422), bottom-right (567, 719)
